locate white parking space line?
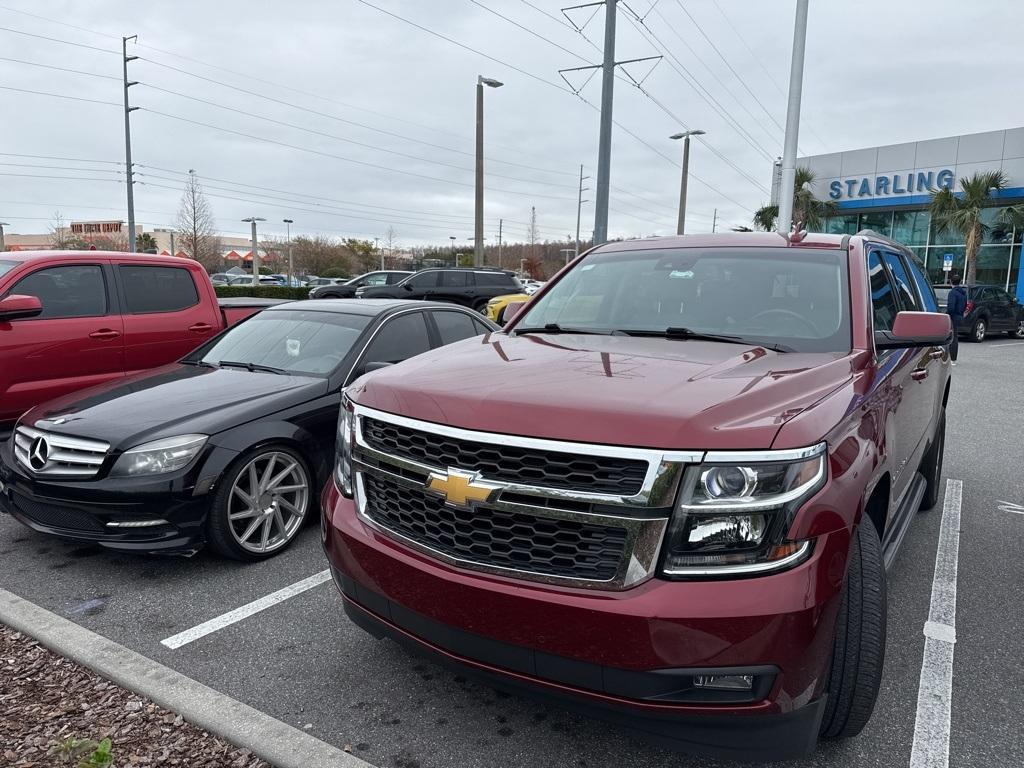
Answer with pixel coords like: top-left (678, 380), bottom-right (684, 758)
top-left (909, 479), bottom-right (963, 768)
top-left (161, 570), bottom-right (332, 650)
top-left (987, 341), bottom-right (1024, 347)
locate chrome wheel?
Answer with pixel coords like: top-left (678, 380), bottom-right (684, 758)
top-left (1015, 320), bottom-right (1024, 339)
top-left (973, 319), bottom-right (986, 342)
top-left (227, 451), bottom-right (309, 554)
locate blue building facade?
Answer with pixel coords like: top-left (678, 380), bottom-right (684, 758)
top-left (775, 127), bottom-right (1024, 298)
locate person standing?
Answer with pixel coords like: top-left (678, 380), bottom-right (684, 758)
top-left (946, 274), bottom-right (967, 365)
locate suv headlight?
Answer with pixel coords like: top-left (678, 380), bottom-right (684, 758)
top-left (110, 434), bottom-right (208, 477)
top-left (335, 396), bottom-right (356, 497)
top-left (661, 444), bottom-right (826, 577)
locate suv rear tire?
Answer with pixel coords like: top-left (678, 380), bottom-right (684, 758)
top-left (969, 318), bottom-right (987, 342)
top-left (819, 521), bottom-right (886, 740)
top-left (918, 410), bottom-right (945, 511)
top-left (472, 299), bottom-right (489, 314)
top-left (1009, 319), bottom-right (1024, 339)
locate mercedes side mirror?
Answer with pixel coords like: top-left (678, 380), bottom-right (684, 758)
top-left (0, 294), bottom-right (43, 322)
top-left (362, 361), bottom-right (394, 375)
top-left (874, 311), bottom-right (952, 350)
top-left (501, 301), bottom-right (526, 325)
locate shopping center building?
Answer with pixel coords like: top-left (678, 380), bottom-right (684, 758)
top-left (774, 126), bottom-right (1024, 298)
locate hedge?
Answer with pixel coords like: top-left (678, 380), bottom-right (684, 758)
top-left (215, 285), bottom-right (310, 300)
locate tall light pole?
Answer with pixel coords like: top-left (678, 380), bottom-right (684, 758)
top-left (242, 217), bottom-right (265, 286)
top-left (475, 75), bottom-right (503, 267)
top-left (283, 218), bottom-right (294, 285)
top-left (593, 0), bottom-right (617, 246)
top-left (576, 164), bottom-right (590, 257)
top-left (0, 221), bottom-right (8, 253)
top-left (497, 219), bottom-right (503, 268)
top-left (776, 0), bottom-right (809, 236)
top-left (670, 129), bottom-right (705, 235)
top-left (122, 35), bottom-right (139, 253)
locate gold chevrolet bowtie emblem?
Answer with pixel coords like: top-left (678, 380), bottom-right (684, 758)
top-left (426, 468), bottom-right (500, 508)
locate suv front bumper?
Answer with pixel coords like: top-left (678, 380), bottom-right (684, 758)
top-left (322, 479), bottom-right (849, 760)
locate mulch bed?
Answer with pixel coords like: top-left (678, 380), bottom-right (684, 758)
top-left (0, 624), bottom-right (272, 767)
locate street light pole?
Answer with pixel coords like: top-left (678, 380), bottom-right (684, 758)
top-left (670, 129), bottom-right (705, 235)
top-left (497, 219), bottom-right (503, 268)
top-left (122, 35), bottom-right (139, 253)
top-left (283, 218), bottom-right (294, 285)
top-left (0, 221), bottom-right (8, 253)
top-left (449, 235), bottom-right (457, 266)
top-left (777, 0), bottom-right (809, 236)
top-left (475, 76), bottom-right (503, 268)
top-left (241, 217), bottom-right (265, 286)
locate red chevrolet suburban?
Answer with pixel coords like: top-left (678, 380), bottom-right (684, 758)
top-left (0, 251), bottom-right (273, 432)
top-left (322, 231), bottom-right (952, 760)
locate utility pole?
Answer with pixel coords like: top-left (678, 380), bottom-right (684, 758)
top-left (283, 218), bottom-right (294, 284)
top-left (776, 0), bottom-right (809, 236)
top-left (497, 219), bottom-right (503, 268)
top-left (475, 76), bottom-right (503, 267)
top-left (169, 231), bottom-right (175, 256)
top-left (374, 237), bottom-right (381, 269)
top-left (575, 164), bottom-right (590, 257)
top-left (712, 208), bottom-right (718, 233)
top-left (0, 221), bottom-right (8, 253)
top-left (122, 35), bottom-right (139, 253)
top-left (242, 217), bottom-right (265, 286)
top-left (449, 235), bottom-right (457, 266)
top-left (593, 0), bottom-right (616, 246)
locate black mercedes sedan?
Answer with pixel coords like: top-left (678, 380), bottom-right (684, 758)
top-left (307, 270), bottom-right (412, 300)
top-left (0, 299), bottom-right (496, 560)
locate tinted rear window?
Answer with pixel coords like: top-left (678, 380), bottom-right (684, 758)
top-left (475, 272), bottom-right (518, 287)
top-left (120, 265), bottom-right (199, 313)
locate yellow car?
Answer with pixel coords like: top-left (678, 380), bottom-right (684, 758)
top-left (485, 293), bottom-right (531, 324)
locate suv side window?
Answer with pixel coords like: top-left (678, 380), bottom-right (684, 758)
top-left (10, 265), bottom-right (107, 319)
top-left (475, 272), bottom-right (517, 288)
top-left (432, 310), bottom-right (486, 345)
top-left (881, 251), bottom-right (919, 311)
top-left (120, 265), bottom-right (199, 313)
top-left (386, 272), bottom-right (410, 285)
top-left (360, 312), bottom-right (431, 366)
top-left (904, 256), bottom-right (938, 311)
top-left (993, 288), bottom-right (1012, 303)
top-left (405, 271), bottom-right (438, 289)
top-left (868, 250), bottom-right (900, 331)
top-left (361, 273), bottom-right (389, 287)
top-left (440, 271), bottom-right (471, 288)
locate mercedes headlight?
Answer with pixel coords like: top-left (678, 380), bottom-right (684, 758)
top-left (661, 444), bottom-right (826, 577)
top-left (335, 396), bottom-right (356, 497)
top-left (110, 434), bottom-right (208, 477)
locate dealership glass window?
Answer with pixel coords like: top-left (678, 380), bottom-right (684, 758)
top-left (119, 265), bottom-right (199, 313)
top-left (975, 246), bottom-right (1013, 287)
top-left (925, 247), bottom-right (965, 284)
top-left (892, 211), bottom-right (930, 247)
top-left (825, 214), bottom-right (859, 235)
top-left (981, 207), bottom-right (1014, 244)
top-left (859, 211), bottom-right (893, 237)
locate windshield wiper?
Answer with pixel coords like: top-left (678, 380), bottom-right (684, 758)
top-left (180, 359), bottom-right (216, 368)
top-left (515, 323), bottom-right (611, 336)
top-left (614, 327), bottom-right (793, 352)
top-left (216, 360), bottom-right (289, 374)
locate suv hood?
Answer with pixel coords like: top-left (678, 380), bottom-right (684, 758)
top-left (22, 365), bottom-right (329, 449)
top-left (350, 334), bottom-right (857, 450)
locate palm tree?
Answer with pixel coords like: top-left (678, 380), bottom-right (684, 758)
top-left (928, 171), bottom-right (1024, 285)
top-left (135, 232), bottom-right (157, 253)
top-left (752, 167), bottom-right (837, 232)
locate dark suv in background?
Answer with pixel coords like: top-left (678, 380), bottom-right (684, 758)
top-left (308, 271), bottom-right (413, 300)
top-left (356, 268), bottom-right (521, 313)
top-left (934, 283), bottom-right (1024, 340)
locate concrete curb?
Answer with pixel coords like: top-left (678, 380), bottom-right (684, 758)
top-left (0, 588), bottom-right (374, 768)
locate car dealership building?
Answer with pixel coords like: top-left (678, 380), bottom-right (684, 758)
top-left (773, 126), bottom-right (1024, 298)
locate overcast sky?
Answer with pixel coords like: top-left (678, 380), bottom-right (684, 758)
top-left (1, 0), bottom-right (1022, 246)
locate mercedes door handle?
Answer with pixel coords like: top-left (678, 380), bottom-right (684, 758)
top-left (188, 323), bottom-right (214, 333)
top-left (928, 349), bottom-right (944, 360)
top-left (911, 369), bottom-right (929, 381)
top-left (88, 329), bottom-right (121, 340)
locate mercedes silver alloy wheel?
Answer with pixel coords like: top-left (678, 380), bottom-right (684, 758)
top-left (227, 451), bottom-right (309, 554)
top-left (1016, 320), bottom-right (1024, 339)
top-left (973, 319), bottom-right (986, 342)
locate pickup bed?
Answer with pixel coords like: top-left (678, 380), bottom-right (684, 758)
top-left (0, 250), bottom-right (281, 431)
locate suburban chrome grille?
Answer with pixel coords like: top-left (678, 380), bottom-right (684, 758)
top-left (13, 425), bottom-right (110, 479)
top-left (351, 405), bottom-right (700, 590)
top-left (362, 416), bottom-right (648, 497)
top-left (361, 473), bottom-right (629, 581)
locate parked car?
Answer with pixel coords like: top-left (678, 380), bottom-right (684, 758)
top-left (270, 274), bottom-right (307, 288)
top-left (308, 271), bottom-right (412, 300)
top-left (519, 279), bottom-right (545, 295)
top-left (227, 275), bottom-right (285, 286)
top-left (323, 231), bottom-right (951, 760)
top-left (306, 277), bottom-right (348, 287)
top-left (356, 268), bottom-right (522, 312)
top-left (209, 273), bottom-right (231, 285)
top-left (484, 292), bottom-right (531, 324)
top-left (933, 283), bottom-right (1024, 340)
top-left (0, 251), bottom-right (276, 433)
top-left (0, 299), bottom-right (496, 560)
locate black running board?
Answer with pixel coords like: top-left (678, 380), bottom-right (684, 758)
top-left (881, 471), bottom-right (927, 571)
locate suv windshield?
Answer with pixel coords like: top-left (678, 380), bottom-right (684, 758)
top-left (518, 247), bottom-right (851, 353)
top-left (189, 309), bottom-right (371, 376)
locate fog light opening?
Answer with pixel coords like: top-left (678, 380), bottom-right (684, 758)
top-left (693, 674), bottom-right (754, 691)
top-left (105, 519), bottom-right (169, 528)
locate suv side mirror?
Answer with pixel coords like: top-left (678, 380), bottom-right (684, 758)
top-left (875, 311), bottom-right (952, 350)
top-left (501, 301), bottom-right (525, 325)
top-left (354, 361), bottom-right (394, 378)
top-left (0, 294), bottom-right (43, 321)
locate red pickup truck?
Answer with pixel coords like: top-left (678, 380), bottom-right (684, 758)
top-left (0, 251), bottom-right (275, 432)
top-left (323, 231), bottom-right (952, 760)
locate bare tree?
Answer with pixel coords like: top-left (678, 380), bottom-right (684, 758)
top-left (49, 211), bottom-right (83, 250)
top-left (175, 171), bottom-right (220, 271)
top-left (527, 206), bottom-right (538, 258)
top-left (294, 235), bottom-right (354, 276)
top-left (382, 226), bottom-right (400, 269)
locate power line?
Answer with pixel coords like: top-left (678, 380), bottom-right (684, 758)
top-left (0, 151), bottom-right (123, 164)
top-left (469, 0), bottom-right (596, 64)
top-left (0, 55), bottom-right (120, 80)
top-left (0, 24), bottom-right (116, 54)
top-left (0, 161), bottom-right (124, 174)
top-left (0, 84), bottom-right (121, 108)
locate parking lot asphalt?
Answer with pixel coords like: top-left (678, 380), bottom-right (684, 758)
top-left (2, 339), bottom-right (1023, 768)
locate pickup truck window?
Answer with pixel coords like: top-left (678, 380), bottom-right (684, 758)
top-left (120, 265), bottom-right (199, 313)
top-left (519, 247), bottom-right (851, 353)
top-left (0, 260), bottom-right (16, 279)
top-left (10, 264), bottom-right (107, 320)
